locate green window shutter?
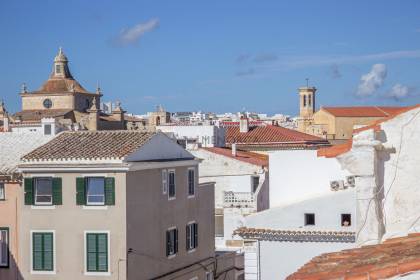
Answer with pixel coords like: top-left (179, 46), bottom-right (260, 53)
top-left (97, 234), bottom-right (108, 272)
top-left (76, 178), bottom-right (86, 205)
top-left (166, 231), bottom-right (170, 256)
top-left (24, 178), bottom-right (34, 205)
top-left (174, 229), bottom-right (178, 254)
top-left (52, 178), bottom-right (62, 205)
top-left (105, 178), bottom-right (115, 206)
top-left (87, 234), bottom-right (97, 272)
top-left (186, 225), bottom-right (191, 250)
top-left (33, 233), bottom-right (43, 270)
top-left (87, 233), bottom-right (108, 272)
top-left (43, 233), bottom-right (53, 271)
top-left (194, 223), bottom-right (198, 248)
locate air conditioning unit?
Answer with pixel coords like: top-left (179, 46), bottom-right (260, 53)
top-left (330, 180), bottom-right (344, 191)
top-left (346, 176), bottom-right (356, 188)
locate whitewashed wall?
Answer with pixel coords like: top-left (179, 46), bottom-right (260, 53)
top-left (269, 150), bottom-right (351, 208)
top-left (156, 125), bottom-right (226, 147)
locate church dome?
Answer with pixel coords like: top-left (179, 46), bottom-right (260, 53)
top-left (54, 47), bottom-right (68, 63)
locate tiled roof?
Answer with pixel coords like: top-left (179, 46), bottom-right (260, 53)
top-left (22, 130), bottom-right (155, 161)
top-left (321, 106), bottom-right (408, 117)
top-left (287, 233), bottom-right (420, 280)
top-left (226, 125), bottom-right (329, 148)
top-left (317, 140), bottom-right (353, 158)
top-left (203, 147), bottom-right (268, 167)
top-left (234, 227), bottom-right (355, 243)
top-left (0, 133), bottom-right (53, 174)
top-left (220, 120), bottom-right (265, 127)
top-left (13, 109), bottom-right (73, 122)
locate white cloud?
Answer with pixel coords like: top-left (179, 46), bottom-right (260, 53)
top-left (116, 18), bottom-right (159, 46)
top-left (386, 84), bottom-right (417, 100)
top-left (356, 64), bottom-right (387, 97)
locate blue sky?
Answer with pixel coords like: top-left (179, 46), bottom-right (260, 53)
top-left (1, 0), bottom-right (420, 116)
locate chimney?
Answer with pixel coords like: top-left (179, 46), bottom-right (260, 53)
top-left (232, 143), bottom-right (237, 157)
top-left (239, 116), bottom-right (249, 133)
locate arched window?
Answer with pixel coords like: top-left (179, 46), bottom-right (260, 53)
top-left (303, 95), bottom-right (307, 107)
top-left (156, 116), bottom-right (161, 126)
top-left (308, 95), bottom-right (312, 106)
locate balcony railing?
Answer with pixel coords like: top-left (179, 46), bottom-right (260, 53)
top-left (223, 191), bottom-right (255, 208)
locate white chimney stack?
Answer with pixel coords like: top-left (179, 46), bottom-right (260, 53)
top-left (239, 116), bottom-right (249, 133)
top-left (232, 143), bottom-right (237, 157)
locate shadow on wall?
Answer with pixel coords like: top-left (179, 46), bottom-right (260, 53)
top-left (0, 252), bottom-right (23, 280)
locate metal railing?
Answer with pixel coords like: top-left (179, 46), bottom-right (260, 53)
top-left (223, 191), bottom-right (255, 208)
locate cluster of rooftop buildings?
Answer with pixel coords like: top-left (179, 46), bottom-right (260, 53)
top-left (1, 49), bottom-right (420, 280)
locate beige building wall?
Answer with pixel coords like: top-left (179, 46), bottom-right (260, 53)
top-left (126, 164), bottom-right (216, 280)
top-left (19, 172), bottom-right (127, 280)
top-left (21, 94), bottom-right (75, 111)
top-left (0, 182), bottom-right (21, 279)
top-left (334, 116), bottom-right (381, 140)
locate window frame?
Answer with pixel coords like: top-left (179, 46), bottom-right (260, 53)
top-left (34, 177), bottom-right (53, 206)
top-left (84, 230), bottom-right (110, 276)
top-left (166, 227), bottom-right (178, 258)
top-left (162, 169), bottom-right (168, 195)
top-left (30, 230), bottom-right (55, 275)
top-left (186, 222), bottom-right (198, 252)
top-left (341, 214), bottom-right (352, 227)
top-left (304, 213), bottom-right (315, 226)
top-left (206, 271), bottom-right (214, 280)
top-left (0, 228), bottom-right (9, 268)
top-left (0, 183), bottom-right (5, 201)
top-left (86, 177), bottom-right (106, 206)
top-left (55, 64), bottom-right (61, 74)
top-left (215, 214), bottom-right (224, 237)
top-left (168, 170), bottom-right (176, 200)
top-left (251, 176), bottom-right (260, 193)
top-left (188, 168), bottom-right (195, 197)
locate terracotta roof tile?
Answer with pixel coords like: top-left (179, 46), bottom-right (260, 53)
top-left (31, 78), bottom-right (93, 95)
top-left (22, 130), bottom-right (155, 161)
top-left (13, 109), bottom-right (73, 122)
top-left (203, 147), bottom-right (268, 167)
top-left (322, 106), bottom-right (409, 117)
top-left (287, 233), bottom-right (420, 280)
top-left (226, 125), bottom-right (329, 148)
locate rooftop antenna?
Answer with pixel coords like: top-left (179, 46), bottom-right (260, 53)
top-left (306, 78), bottom-right (309, 87)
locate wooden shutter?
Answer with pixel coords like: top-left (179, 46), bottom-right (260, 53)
top-left (174, 229), bottom-right (178, 254)
top-left (76, 178), bottom-right (86, 205)
top-left (24, 178), bottom-right (34, 205)
top-left (186, 225), bottom-right (191, 250)
top-left (43, 233), bottom-right (53, 271)
top-left (87, 234), bottom-right (97, 272)
top-left (97, 234), bottom-right (108, 272)
top-left (166, 231), bottom-right (170, 256)
top-left (194, 223), bottom-right (198, 248)
top-left (52, 178), bottom-right (62, 205)
top-left (32, 233), bottom-right (43, 270)
top-left (105, 178), bottom-right (115, 206)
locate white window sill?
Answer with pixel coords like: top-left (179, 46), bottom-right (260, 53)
top-left (82, 206), bottom-right (108, 210)
top-left (187, 248), bottom-right (196, 254)
top-left (31, 205), bottom-right (56, 210)
top-left (188, 195), bottom-right (195, 199)
top-left (168, 197), bottom-right (176, 201)
top-left (31, 270), bottom-right (56, 275)
top-left (84, 271), bottom-right (111, 276)
top-left (167, 254), bottom-right (176, 259)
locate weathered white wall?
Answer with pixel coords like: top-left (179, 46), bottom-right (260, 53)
top-left (378, 108), bottom-right (420, 239)
top-left (246, 190), bottom-right (356, 231)
top-left (269, 150), bottom-right (350, 208)
top-left (258, 240), bottom-right (354, 280)
top-left (156, 125), bottom-right (226, 147)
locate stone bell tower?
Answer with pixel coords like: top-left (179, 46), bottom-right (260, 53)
top-left (297, 80), bottom-right (316, 132)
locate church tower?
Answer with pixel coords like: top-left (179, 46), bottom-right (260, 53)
top-left (297, 83), bottom-right (316, 132)
top-left (52, 47), bottom-right (73, 79)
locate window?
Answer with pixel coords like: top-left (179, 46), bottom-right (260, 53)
top-left (162, 170), bottom-right (168, 194)
top-left (34, 178), bottom-right (53, 205)
top-left (303, 95), bottom-right (307, 107)
top-left (24, 178), bottom-right (62, 206)
top-left (215, 214), bottom-right (224, 237)
top-left (341, 214), bottom-right (351, 227)
top-left (166, 228), bottom-right (178, 257)
top-left (43, 99), bottom-right (52, 109)
top-left (0, 183), bottom-right (5, 200)
top-left (86, 177), bottom-right (105, 206)
top-left (55, 64), bottom-right (61, 74)
top-left (188, 169), bottom-right (195, 197)
top-left (251, 176), bottom-right (259, 193)
top-left (76, 177), bottom-right (115, 206)
top-left (168, 170), bottom-right (176, 199)
top-left (304, 213), bottom-right (315, 226)
top-left (86, 233), bottom-right (109, 273)
top-left (206, 271), bottom-right (214, 280)
top-left (308, 95), bottom-right (312, 106)
top-left (44, 124), bottom-right (51, 135)
top-left (0, 228), bottom-right (9, 268)
top-left (186, 223), bottom-right (198, 251)
top-left (32, 232), bottom-right (54, 272)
